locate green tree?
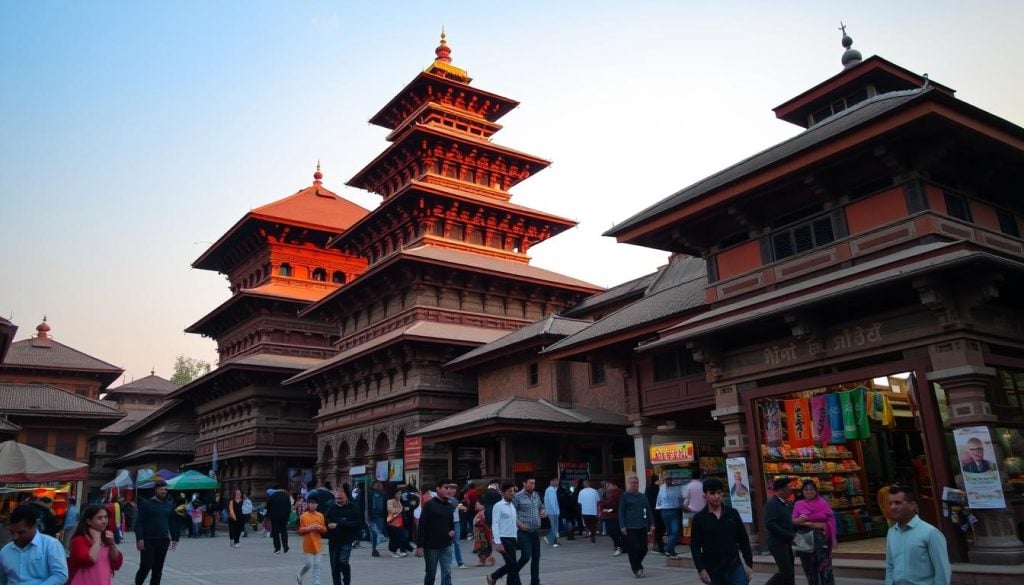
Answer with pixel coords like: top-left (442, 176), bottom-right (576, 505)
top-left (170, 355), bottom-right (212, 385)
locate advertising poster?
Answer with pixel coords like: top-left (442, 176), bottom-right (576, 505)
top-left (375, 460), bottom-right (390, 482)
top-left (726, 457), bottom-right (753, 522)
top-left (649, 441), bottom-right (696, 464)
top-left (954, 426), bottom-right (1005, 509)
top-left (388, 459), bottom-right (404, 482)
top-left (558, 462), bottom-right (590, 490)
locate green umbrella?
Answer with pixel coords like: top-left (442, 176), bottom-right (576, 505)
top-left (165, 470), bottom-right (218, 491)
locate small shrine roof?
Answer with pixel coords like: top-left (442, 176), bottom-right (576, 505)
top-left (3, 338), bottom-right (123, 377)
top-left (285, 321), bottom-right (508, 385)
top-left (0, 382), bottom-right (126, 419)
top-left (104, 374), bottom-right (179, 397)
top-left (411, 397), bottom-right (628, 437)
top-left (562, 271), bottom-right (659, 318)
top-left (185, 284), bottom-right (325, 334)
top-left (445, 315), bottom-right (592, 371)
top-left (110, 433), bottom-right (196, 466)
top-left (168, 353), bottom-right (323, 399)
top-left (97, 406), bottom-right (159, 434)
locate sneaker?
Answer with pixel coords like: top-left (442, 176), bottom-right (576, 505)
top-left (233, 543), bottom-right (241, 548)
top-left (664, 552), bottom-right (677, 559)
top-left (634, 569), bottom-right (645, 578)
top-left (274, 550), bottom-right (282, 554)
top-left (372, 549), bottom-right (381, 557)
top-left (296, 576), bottom-right (303, 585)
top-left (391, 552), bottom-right (402, 558)
top-left (613, 548), bottom-right (622, 556)
top-left (551, 543), bottom-right (559, 548)
top-left (399, 552), bottom-right (408, 558)
top-left (459, 564), bottom-right (469, 569)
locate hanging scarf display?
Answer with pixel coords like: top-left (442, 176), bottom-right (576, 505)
top-left (852, 386), bottom-right (871, 439)
top-left (826, 393), bottom-right (846, 444)
top-left (785, 398), bottom-right (813, 447)
top-left (840, 390), bottom-right (857, 439)
top-left (810, 395), bottom-right (829, 442)
top-left (762, 399), bottom-right (783, 447)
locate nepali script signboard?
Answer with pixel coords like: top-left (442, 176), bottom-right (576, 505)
top-left (650, 441), bottom-right (695, 464)
top-left (953, 426), bottom-right (1006, 509)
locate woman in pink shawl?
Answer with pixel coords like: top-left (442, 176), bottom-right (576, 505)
top-left (792, 480), bottom-right (836, 585)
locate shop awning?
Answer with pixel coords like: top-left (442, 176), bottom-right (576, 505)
top-left (0, 440), bottom-right (88, 482)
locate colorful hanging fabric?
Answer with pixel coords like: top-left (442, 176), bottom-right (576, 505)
top-left (852, 386), bottom-right (871, 439)
top-left (880, 394), bottom-right (895, 428)
top-left (762, 399), bottom-right (783, 447)
top-left (839, 390), bottom-right (857, 439)
top-left (785, 398), bottom-right (814, 447)
top-left (826, 393), bottom-right (845, 444)
top-left (810, 395), bottom-right (829, 442)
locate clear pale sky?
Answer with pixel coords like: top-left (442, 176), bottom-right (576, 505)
top-left (2, 1), bottom-right (1022, 384)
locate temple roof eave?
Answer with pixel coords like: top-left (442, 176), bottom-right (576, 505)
top-left (367, 71), bottom-right (520, 130)
top-left (184, 288), bottom-right (318, 335)
top-left (166, 354), bottom-right (323, 401)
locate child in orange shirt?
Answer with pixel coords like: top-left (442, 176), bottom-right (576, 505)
top-left (296, 494), bottom-right (327, 585)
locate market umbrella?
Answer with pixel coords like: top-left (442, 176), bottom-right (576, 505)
top-left (136, 468), bottom-right (180, 489)
top-left (165, 470), bottom-right (218, 491)
top-left (0, 440), bottom-right (88, 482)
top-left (101, 469), bottom-right (133, 490)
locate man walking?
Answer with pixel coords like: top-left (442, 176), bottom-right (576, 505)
top-left (576, 479), bottom-right (600, 543)
top-left (487, 483), bottom-right (521, 585)
top-left (683, 477), bottom-right (706, 514)
top-left (599, 479), bottom-right (623, 555)
top-left (690, 478), bottom-right (753, 585)
top-left (267, 486), bottom-right (292, 554)
top-left (324, 487), bottom-right (361, 585)
top-left (764, 477), bottom-right (797, 585)
top-left (513, 477), bottom-right (546, 585)
top-left (0, 504), bottom-right (68, 585)
top-left (543, 477), bottom-right (560, 547)
top-left (241, 492), bottom-right (254, 537)
top-left (620, 476), bottom-right (654, 578)
top-left (368, 481), bottom-right (387, 558)
top-left (885, 485), bottom-right (950, 585)
top-left (134, 480), bottom-right (180, 585)
top-left (415, 479), bottom-right (457, 585)
top-left (656, 477), bottom-right (683, 558)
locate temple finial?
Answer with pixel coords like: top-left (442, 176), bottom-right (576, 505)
top-left (313, 160), bottom-right (323, 183)
top-left (839, 22), bottom-right (862, 69)
top-left (435, 27), bottom-right (452, 63)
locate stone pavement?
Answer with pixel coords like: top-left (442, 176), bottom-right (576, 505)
top-left (116, 532), bottom-right (884, 585)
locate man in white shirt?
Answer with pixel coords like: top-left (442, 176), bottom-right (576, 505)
top-left (683, 478), bottom-right (706, 513)
top-left (543, 478), bottom-right (560, 547)
top-left (486, 484), bottom-right (521, 585)
top-left (576, 480), bottom-right (601, 543)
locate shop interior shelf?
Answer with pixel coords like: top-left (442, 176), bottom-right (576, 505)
top-left (762, 457), bottom-right (858, 462)
top-left (767, 469), bottom-right (862, 474)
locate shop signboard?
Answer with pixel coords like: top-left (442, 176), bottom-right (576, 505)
top-left (661, 467), bottom-right (693, 486)
top-left (558, 462), bottom-right (590, 489)
top-left (726, 457), bottom-right (753, 522)
top-left (649, 441), bottom-right (695, 464)
top-left (404, 436), bottom-right (423, 470)
top-left (953, 426), bottom-right (1006, 509)
top-left (349, 465), bottom-right (367, 476)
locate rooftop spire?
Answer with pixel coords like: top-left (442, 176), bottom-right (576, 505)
top-left (435, 27), bottom-right (452, 63)
top-left (313, 160), bottom-right (323, 184)
top-left (839, 22), bottom-right (862, 69)
top-left (32, 315), bottom-right (52, 348)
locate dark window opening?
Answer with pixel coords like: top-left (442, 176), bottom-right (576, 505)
top-left (528, 363), bottom-right (539, 387)
top-left (997, 210), bottom-right (1020, 238)
top-left (312, 268), bottom-right (327, 281)
top-left (590, 361), bottom-right (606, 385)
top-left (653, 352), bottom-right (679, 382)
top-left (944, 192), bottom-right (972, 222)
top-left (771, 214), bottom-right (837, 261)
top-left (279, 263), bottom-right (293, 277)
top-left (332, 271), bottom-right (346, 284)
top-left (904, 181), bottom-right (927, 213)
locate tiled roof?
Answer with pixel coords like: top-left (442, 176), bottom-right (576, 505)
top-left (402, 245), bottom-right (602, 291)
top-left (413, 397), bottom-right (629, 436)
top-left (445, 315), bottom-right (591, 370)
top-left (0, 417), bottom-right (20, 433)
top-left (286, 321), bottom-right (508, 385)
top-left (169, 353), bottom-right (325, 399)
top-left (0, 383), bottom-right (125, 419)
top-left (3, 338), bottom-right (123, 373)
top-left (562, 271), bottom-right (658, 318)
top-left (109, 399), bottom-right (184, 435)
top-left (110, 434), bottom-right (196, 465)
top-left (104, 374), bottom-right (179, 397)
top-left (97, 407), bottom-right (160, 434)
top-left (185, 284), bottom-right (320, 333)
top-left (543, 256), bottom-right (707, 355)
top-left (607, 88), bottom-right (929, 238)
top-left (250, 182), bottom-right (369, 233)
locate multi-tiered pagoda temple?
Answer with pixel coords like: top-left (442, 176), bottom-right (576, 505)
top-left (288, 34), bottom-right (602, 487)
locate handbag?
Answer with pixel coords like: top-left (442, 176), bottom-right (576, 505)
top-left (792, 530), bottom-right (815, 555)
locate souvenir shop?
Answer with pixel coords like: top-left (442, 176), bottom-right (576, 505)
top-left (749, 370), bottom-right (933, 551)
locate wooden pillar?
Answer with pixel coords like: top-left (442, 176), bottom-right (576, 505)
top-left (715, 381), bottom-right (760, 553)
top-left (499, 436), bottom-right (512, 480)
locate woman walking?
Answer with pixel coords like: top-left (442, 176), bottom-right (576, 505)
top-left (472, 501), bottom-right (495, 566)
top-left (792, 480), bottom-right (837, 585)
top-left (228, 489), bottom-right (246, 548)
top-left (68, 504), bottom-right (124, 585)
top-left (385, 492), bottom-right (412, 557)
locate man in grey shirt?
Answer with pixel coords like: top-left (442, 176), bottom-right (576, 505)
top-left (512, 478), bottom-right (546, 585)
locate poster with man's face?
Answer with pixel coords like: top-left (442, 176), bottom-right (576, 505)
top-left (953, 426), bottom-right (1005, 509)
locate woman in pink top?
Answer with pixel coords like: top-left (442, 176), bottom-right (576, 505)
top-left (68, 504), bottom-right (125, 585)
top-left (792, 480), bottom-right (836, 585)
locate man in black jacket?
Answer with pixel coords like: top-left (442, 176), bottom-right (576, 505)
top-left (134, 480), bottom-right (180, 585)
top-left (415, 479), bottom-right (457, 585)
top-left (481, 479), bottom-right (502, 526)
top-left (620, 476), bottom-right (654, 578)
top-left (324, 487), bottom-right (361, 585)
top-left (764, 477), bottom-right (797, 585)
top-left (689, 477), bottom-right (753, 585)
top-left (266, 486), bottom-right (292, 554)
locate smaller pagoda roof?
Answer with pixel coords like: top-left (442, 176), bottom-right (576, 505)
top-left (3, 322), bottom-right (123, 379)
top-left (562, 271), bottom-right (660, 318)
top-left (0, 382), bottom-right (125, 420)
top-left (97, 406), bottom-right (160, 435)
top-left (110, 433), bottom-right (196, 466)
top-left (192, 174), bottom-right (370, 271)
top-left (368, 70), bottom-right (520, 130)
top-left (411, 397), bottom-right (629, 438)
top-left (445, 315), bottom-right (591, 371)
top-left (286, 321), bottom-right (508, 385)
top-left (168, 353), bottom-right (323, 400)
top-left (103, 374), bottom-right (179, 397)
top-left (185, 282), bottom-right (330, 335)
top-left (0, 316), bottom-right (16, 362)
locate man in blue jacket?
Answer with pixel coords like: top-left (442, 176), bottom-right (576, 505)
top-left (134, 480), bottom-right (180, 585)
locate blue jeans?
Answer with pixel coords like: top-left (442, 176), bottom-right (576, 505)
top-left (711, 561), bottom-right (748, 585)
top-left (660, 509), bottom-right (681, 554)
top-left (422, 545), bottom-right (453, 585)
top-left (370, 517), bottom-right (385, 549)
top-left (452, 522), bottom-right (464, 566)
top-left (516, 529), bottom-right (541, 585)
top-left (328, 541), bottom-right (353, 585)
top-left (545, 513), bottom-right (559, 545)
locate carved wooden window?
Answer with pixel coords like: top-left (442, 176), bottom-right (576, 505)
top-left (280, 263), bottom-right (293, 277)
top-left (312, 268), bottom-right (327, 281)
top-left (528, 363), bottom-right (539, 387)
top-left (590, 360), bottom-right (606, 386)
top-left (997, 209), bottom-right (1020, 238)
top-left (943, 191), bottom-right (972, 222)
top-left (332, 271), bottom-right (346, 284)
top-left (770, 211), bottom-right (843, 261)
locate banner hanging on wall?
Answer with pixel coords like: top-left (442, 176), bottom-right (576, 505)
top-left (726, 457), bottom-right (753, 522)
top-left (953, 426), bottom-right (1005, 509)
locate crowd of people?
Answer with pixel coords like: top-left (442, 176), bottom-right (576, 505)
top-left (0, 474), bottom-right (953, 585)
